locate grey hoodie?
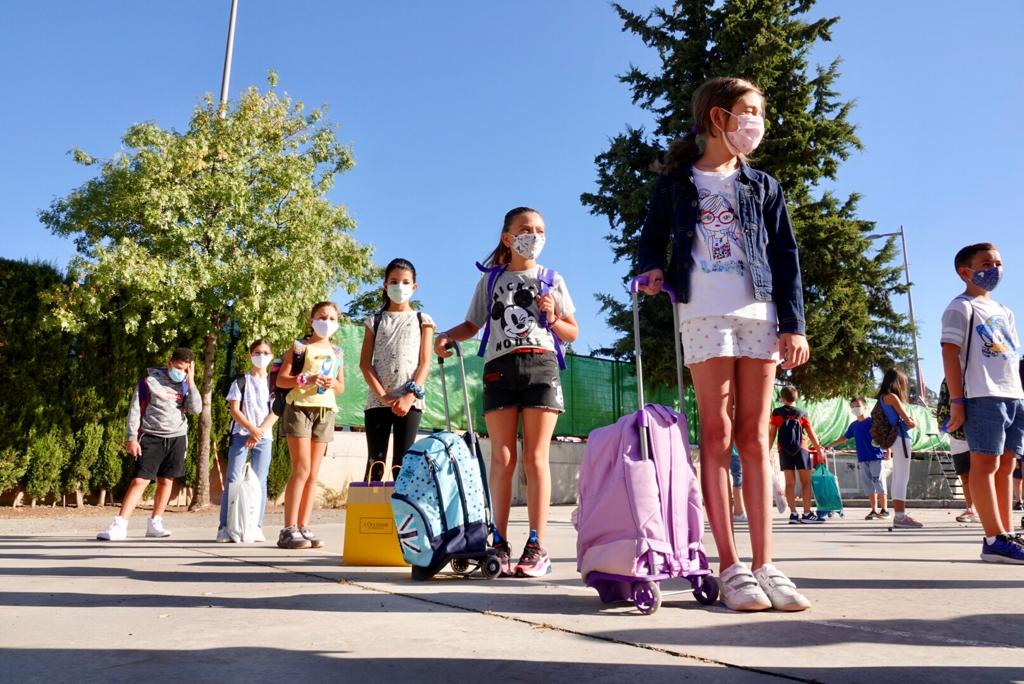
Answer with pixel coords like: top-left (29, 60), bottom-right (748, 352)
top-left (125, 367), bottom-right (202, 441)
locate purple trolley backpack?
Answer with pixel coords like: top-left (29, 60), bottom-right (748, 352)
top-left (574, 275), bottom-right (718, 614)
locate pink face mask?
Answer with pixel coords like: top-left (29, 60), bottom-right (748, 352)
top-left (715, 108), bottom-right (765, 156)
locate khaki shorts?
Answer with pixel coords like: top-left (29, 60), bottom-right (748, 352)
top-left (282, 404), bottom-right (336, 443)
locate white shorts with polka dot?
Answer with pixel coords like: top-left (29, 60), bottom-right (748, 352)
top-left (679, 315), bottom-right (780, 367)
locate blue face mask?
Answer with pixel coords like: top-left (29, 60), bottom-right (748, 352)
top-left (168, 368), bottom-right (187, 383)
top-left (970, 266), bottom-right (1003, 292)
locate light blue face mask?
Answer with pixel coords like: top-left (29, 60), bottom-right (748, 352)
top-left (970, 265), bottom-right (1003, 292)
top-left (168, 367), bottom-right (187, 383)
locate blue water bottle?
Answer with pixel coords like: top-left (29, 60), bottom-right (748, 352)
top-left (316, 356), bottom-right (334, 394)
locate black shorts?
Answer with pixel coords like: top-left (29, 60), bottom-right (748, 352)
top-left (134, 434), bottom-right (188, 481)
top-left (779, 448), bottom-right (810, 471)
top-left (482, 351), bottom-right (564, 414)
top-left (952, 451), bottom-right (971, 476)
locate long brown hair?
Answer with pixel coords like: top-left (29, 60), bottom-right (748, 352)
top-left (481, 207), bottom-right (540, 267)
top-left (878, 368), bottom-right (909, 403)
top-left (657, 76), bottom-right (764, 175)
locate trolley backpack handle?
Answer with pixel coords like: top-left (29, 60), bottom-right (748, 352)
top-left (630, 275), bottom-right (685, 462)
top-left (437, 340), bottom-right (474, 436)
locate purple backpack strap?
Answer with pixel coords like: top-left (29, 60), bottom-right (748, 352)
top-left (475, 262), bottom-right (506, 358)
top-left (537, 267), bottom-right (567, 370)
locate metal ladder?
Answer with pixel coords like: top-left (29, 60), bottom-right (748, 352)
top-left (926, 434), bottom-right (963, 500)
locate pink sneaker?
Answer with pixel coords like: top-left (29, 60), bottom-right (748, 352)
top-left (513, 540), bottom-right (551, 577)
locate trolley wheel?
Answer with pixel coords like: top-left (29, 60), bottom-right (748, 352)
top-left (450, 558), bottom-right (473, 575)
top-left (481, 556), bottom-right (502, 579)
top-left (692, 575), bottom-right (719, 606)
top-left (631, 581), bottom-right (661, 615)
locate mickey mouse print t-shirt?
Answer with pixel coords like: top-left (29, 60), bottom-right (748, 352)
top-left (466, 265), bottom-right (575, 364)
top-left (679, 167), bottom-right (776, 324)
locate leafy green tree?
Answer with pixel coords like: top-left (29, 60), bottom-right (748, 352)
top-left (91, 423), bottom-right (126, 507)
top-left (41, 73), bottom-right (374, 507)
top-left (65, 422), bottom-right (104, 507)
top-left (582, 0), bottom-right (911, 399)
top-left (24, 429), bottom-right (72, 505)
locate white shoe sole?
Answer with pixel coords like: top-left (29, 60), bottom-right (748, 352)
top-left (145, 531), bottom-right (172, 538)
top-left (980, 552), bottom-right (1024, 564)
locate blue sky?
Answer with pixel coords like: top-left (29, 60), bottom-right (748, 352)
top-left (2, 1), bottom-right (1022, 394)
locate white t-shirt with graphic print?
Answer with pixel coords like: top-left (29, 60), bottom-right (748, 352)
top-left (940, 294), bottom-right (1024, 400)
top-left (466, 265), bottom-right (575, 364)
top-left (678, 167), bottom-right (777, 325)
top-left (226, 372), bottom-right (272, 437)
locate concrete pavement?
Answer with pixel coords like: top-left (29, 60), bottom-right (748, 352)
top-left (0, 505), bottom-right (1022, 683)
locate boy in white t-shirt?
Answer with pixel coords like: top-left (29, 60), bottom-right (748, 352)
top-left (940, 243), bottom-right (1024, 563)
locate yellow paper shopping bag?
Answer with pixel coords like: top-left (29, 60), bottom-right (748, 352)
top-left (341, 463), bottom-right (408, 566)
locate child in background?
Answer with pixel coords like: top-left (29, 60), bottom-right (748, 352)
top-left (770, 386), bottom-right (825, 525)
top-left (826, 397), bottom-right (888, 520)
top-left (877, 368), bottom-right (923, 529)
top-left (941, 243), bottom-right (1024, 562)
top-left (435, 206), bottom-right (578, 578)
top-left (359, 258), bottom-right (435, 481)
top-left (217, 338), bottom-right (278, 543)
top-left (731, 446), bottom-right (747, 523)
top-left (97, 347), bottom-right (202, 541)
top-left (275, 302), bottom-right (345, 550)
top-left (950, 436), bottom-right (978, 524)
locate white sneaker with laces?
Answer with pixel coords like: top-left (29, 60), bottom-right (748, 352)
top-left (753, 563), bottom-right (811, 612)
top-left (718, 562), bottom-right (771, 611)
top-left (146, 516), bottom-right (172, 538)
top-left (97, 516), bottom-right (128, 541)
top-left (216, 527), bottom-right (232, 543)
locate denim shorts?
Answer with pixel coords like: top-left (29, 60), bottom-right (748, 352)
top-left (482, 350), bottom-right (564, 414)
top-left (964, 397), bottom-right (1024, 456)
top-left (730, 450), bottom-right (742, 487)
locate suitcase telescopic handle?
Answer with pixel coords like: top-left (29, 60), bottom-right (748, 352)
top-left (436, 340), bottom-right (474, 435)
top-left (630, 274), bottom-right (686, 461)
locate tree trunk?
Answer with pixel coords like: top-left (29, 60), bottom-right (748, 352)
top-left (189, 331), bottom-right (218, 510)
top-left (75, 489), bottom-right (84, 508)
top-left (97, 488), bottom-right (107, 507)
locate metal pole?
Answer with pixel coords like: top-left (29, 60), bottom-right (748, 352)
top-left (218, 0), bottom-right (239, 118)
top-left (899, 225), bottom-right (925, 402)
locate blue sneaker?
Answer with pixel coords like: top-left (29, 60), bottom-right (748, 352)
top-left (980, 534), bottom-right (1024, 564)
top-left (800, 512), bottom-right (824, 525)
top-left (788, 513), bottom-right (800, 525)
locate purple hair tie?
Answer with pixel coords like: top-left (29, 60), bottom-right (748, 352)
top-left (690, 124), bottom-right (701, 135)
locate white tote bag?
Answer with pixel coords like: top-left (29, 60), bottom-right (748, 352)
top-left (226, 463), bottom-right (263, 542)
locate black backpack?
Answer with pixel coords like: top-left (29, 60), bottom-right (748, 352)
top-left (777, 408), bottom-right (804, 458)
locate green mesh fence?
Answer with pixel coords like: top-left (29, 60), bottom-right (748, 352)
top-left (330, 322), bottom-right (948, 451)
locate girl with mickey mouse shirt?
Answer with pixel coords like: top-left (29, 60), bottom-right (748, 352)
top-left (435, 206), bottom-right (578, 578)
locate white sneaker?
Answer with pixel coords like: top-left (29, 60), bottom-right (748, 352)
top-left (97, 516), bottom-right (128, 541)
top-left (718, 562), bottom-right (771, 611)
top-left (753, 563), bottom-right (811, 612)
top-left (146, 516), bottom-right (172, 538)
top-left (216, 527), bottom-right (232, 543)
top-left (250, 528), bottom-right (266, 543)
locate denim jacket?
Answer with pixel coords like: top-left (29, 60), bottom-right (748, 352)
top-left (636, 161), bottom-right (806, 335)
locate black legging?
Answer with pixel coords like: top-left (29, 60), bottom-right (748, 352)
top-left (363, 407), bottom-right (422, 481)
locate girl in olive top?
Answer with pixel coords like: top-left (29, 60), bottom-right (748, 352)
top-left (276, 301), bottom-right (345, 550)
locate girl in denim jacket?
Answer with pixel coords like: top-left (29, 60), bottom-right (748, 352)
top-left (637, 77), bottom-right (810, 612)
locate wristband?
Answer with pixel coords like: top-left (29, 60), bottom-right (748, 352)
top-left (296, 372), bottom-right (308, 388)
top-left (403, 381), bottom-right (425, 400)
top-left (951, 397), bottom-right (966, 405)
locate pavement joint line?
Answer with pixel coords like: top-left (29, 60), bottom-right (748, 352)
top-left (190, 546), bottom-right (820, 683)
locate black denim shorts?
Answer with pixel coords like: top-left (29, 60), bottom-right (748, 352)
top-left (482, 351), bottom-right (564, 414)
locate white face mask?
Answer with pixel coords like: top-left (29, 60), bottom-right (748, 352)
top-left (387, 283), bottom-right (415, 304)
top-left (715, 109), bottom-right (765, 156)
top-left (251, 353), bottom-right (272, 369)
top-left (511, 233), bottom-right (545, 261)
top-left (851, 406), bottom-right (864, 417)
top-left (311, 319), bottom-right (339, 338)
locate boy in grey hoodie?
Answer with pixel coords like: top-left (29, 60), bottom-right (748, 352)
top-left (97, 347), bottom-right (202, 541)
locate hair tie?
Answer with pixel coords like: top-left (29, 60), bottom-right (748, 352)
top-left (690, 124), bottom-right (701, 136)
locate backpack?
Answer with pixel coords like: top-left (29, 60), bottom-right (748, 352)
top-left (475, 262), bottom-right (567, 370)
top-left (269, 338), bottom-right (343, 416)
top-left (870, 400), bottom-right (899, 449)
top-left (390, 432), bottom-right (489, 580)
top-left (776, 408), bottom-right (804, 458)
top-left (137, 371), bottom-right (189, 437)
